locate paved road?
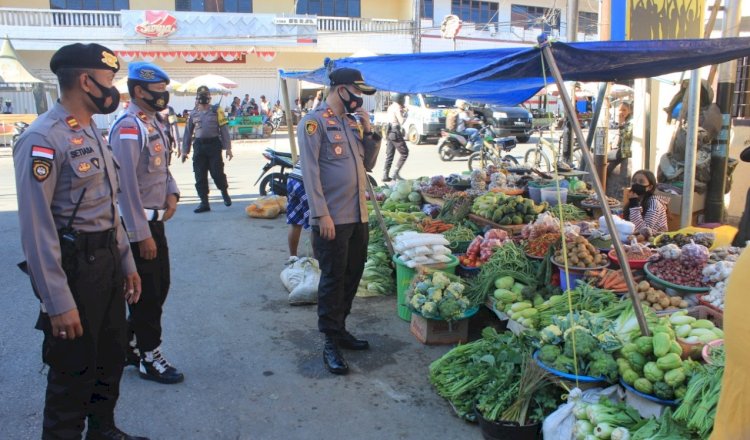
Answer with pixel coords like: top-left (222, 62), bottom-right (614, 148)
top-left (0, 132), bottom-right (507, 440)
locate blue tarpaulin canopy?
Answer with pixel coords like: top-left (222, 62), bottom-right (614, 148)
top-left (281, 37), bottom-right (750, 105)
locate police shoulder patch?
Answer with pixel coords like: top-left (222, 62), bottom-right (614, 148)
top-left (305, 120), bottom-right (318, 136)
top-left (32, 159), bottom-right (52, 182)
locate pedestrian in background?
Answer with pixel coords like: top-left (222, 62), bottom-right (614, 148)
top-left (606, 101), bottom-right (633, 196)
top-left (13, 43), bottom-right (146, 440)
top-left (181, 85), bottom-right (233, 213)
top-left (230, 96), bottom-right (242, 117)
top-left (298, 67), bottom-right (381, 375)
top-left (382, 92), bottom-right (409, 182)
top-left (312, 90), bottom-right (323, 110)
top-left (109, 61), bottom-right (184, 385)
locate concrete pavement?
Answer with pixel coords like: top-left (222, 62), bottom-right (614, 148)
top-left (0, 133), bottom-right (491, 440)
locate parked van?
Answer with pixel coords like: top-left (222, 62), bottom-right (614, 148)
top-left (373, 93), bottom-right (455, 144)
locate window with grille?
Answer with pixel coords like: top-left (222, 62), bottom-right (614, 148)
top-left (733, 56), bottom-right (750, 118)
top-left (578, 11), bottom-right (598, 35)
top-left (296, 0), bottom-right (361, 17)
top-left (510, 4), bottom-right (560, 31)
top-left (451, 0), bottom-right (499, 25)
top-left (50, 0), bottom-right (129, 9)
top-left (175, 0), bottom-right (252, 12)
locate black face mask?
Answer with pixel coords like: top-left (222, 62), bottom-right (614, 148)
top-left (198, 94), bottom-right (211, 105)
top-left (337, 87), bottom-right (363, 112)
top-left (143, 90), bottom-right (170, 112)
top-left (85, 75), bottom-right (120, 114)
top-left (631, 183), bottom-right (648, 196)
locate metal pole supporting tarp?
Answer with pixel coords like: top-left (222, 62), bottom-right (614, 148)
top-left (279, 76), bottom-right (298, 163)
top-left (538, 34), bottom-right (650, 336)
top-left (681, 70), bottom-right (701, 228)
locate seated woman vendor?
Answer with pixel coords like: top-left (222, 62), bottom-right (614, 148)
top-left (622, 170), bottom-right (669, 235)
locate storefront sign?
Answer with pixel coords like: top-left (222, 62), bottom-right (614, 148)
top-left (135, 11), bottom-right (177, 38)
top-left (274, 17), bottom-right (317, 26)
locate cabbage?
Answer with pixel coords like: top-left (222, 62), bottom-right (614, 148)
top-left (397, 182), bottom-right (412, 196)
top-left (408, 192), bottom-right (422, 203)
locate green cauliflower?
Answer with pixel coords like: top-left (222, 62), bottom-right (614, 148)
top-left (539, 345), bottom-right (562, 364)
top-left (431, 272), bottom-right (451, 290)
top-left (596, 332), bottom-right (623, 353)
top-left (540, 325), bottom-right (563, 345)
top-left (587, 351), bottom-right (618, 382)
top-left (421, 300), bottom-right (438, 317)
top-left (553, 355), bottom-right (576, 373)
top-left (447, 282), bottom-right (465, 295)
top-left (438, 298), bottom-right (461, 320)
top-left (563, 326), bottom-right (598, 357)
top-left (410, 293), bottom-right (426, 310)
top-left (427, 287), bottom-right (443, 302)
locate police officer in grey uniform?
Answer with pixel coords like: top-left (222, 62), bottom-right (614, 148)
top-left (109, 62), bottom-right (184, 384)
top-left (180, 86), bottom-right (232, 213)
top-left (382, 92), bottom-right (409, 182)
top-left (298, 68), bottom-right (381, 375)
top-left (13, 43), bottom-right (147, 440)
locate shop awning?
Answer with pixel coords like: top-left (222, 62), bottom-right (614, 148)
top-left (281, 37), bottom-right (750, 105)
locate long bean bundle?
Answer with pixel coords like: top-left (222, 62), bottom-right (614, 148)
top-left (466, 242), bottom-right (537, 307)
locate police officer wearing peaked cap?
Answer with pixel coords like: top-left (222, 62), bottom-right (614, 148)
top-left (109, 62), bottom-right (184, 384)
top-left (297, 67), bottom-right (381, 375)
top-left (14, 43), bottom-right (149, 439)
top-left (181, 85), bottom-right (233, 213)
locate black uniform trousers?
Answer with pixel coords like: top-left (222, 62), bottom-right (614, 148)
top-left (35, 230), bottom-right (126, 439)
top-left (384, 127), bottom-right (409, 172)
top-left (192, 137), bottom-right (228, 199)
top-left (312, 222), bottom-right (368, 335)
top-left (128, 221), bottom-right (170, 353)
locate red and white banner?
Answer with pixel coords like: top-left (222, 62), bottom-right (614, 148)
top-left (115, 50), bottom-right (249, 63)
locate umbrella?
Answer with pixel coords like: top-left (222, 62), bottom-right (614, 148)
top-left (0, 36), bottom-right (44, 85)
top-left (609, 84), bottom-right (634, 99)
top-left (175, 74), bottom-right (237, 95)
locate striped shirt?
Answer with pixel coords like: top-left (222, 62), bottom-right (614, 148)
top-left (627, 195), bottom-right (669, 234)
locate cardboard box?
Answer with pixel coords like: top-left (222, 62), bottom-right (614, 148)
top-left (410, 314), bottom-right (469, 345)
top-left (657, 190), bottom-right (706, 230)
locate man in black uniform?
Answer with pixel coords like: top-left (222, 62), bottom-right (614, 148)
top-left (180, 86), bottom-right (233, 213)
top-left (14, 43), bottom-right (147, 440)
top-left (382, 92), bottom-right (409, 182)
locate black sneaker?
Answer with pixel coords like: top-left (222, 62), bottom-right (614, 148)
top-left (85, 425), bottom-right (149, 440)
top-left (126, 347), bottom-right (140, 367)
top-left (139, 347), bottom-right (185, 384)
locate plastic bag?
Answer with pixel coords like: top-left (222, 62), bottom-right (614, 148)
top-left (542, 386), bottom-right (623, 440)
top-left (246, 195), bottom-right (287, 219)
top-left (280, 257), bottom-right (320, 305)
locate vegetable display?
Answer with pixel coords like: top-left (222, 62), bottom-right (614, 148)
top-left (357, 228), bottom-right (395, 296)
top-left (655, 231), bottom-right (714, 248)
top-left (572, 397), bottom-right (645, 440)
top-left (617, 317), bottom-right (689, 402)
top-left (525, 232), bottom-right (561, 258)
top-left (437, 192), bottom-right (473, 224)
top-left (407, 270), bottom-right (471, 320)
top-left (465, 241), bottom-right (537, 307)
top-left (381, 180), bottom-right (424, 212)
top-left (700, 260), bottom-right (734, 310)
top-left (548, 203), bottom-right (588, 221)
top-left (554, 235), bottom-right (607, 268)
top-left (461, 229), bottom-right (511, 267)
top-left (471, 192), bottom-right (547, 225)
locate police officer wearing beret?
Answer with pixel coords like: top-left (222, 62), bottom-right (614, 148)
top-left (13, 43), bottom-right (148, 440)
top-left (180, 86), bottom-right (232, 213)
top-left (109, 62), bottom-right (184, 384)
top-left (297, 68), bottom-right (381, 375)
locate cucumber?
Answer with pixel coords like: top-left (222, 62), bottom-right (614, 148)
top-left (510, 302), bottom-right (533, 312)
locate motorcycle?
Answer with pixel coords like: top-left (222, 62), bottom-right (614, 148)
top-left (255, 148), bottom-right (294, 196)
top-left (265, 109), bottom-right (284, 133)
top-left (11, 121), bottom-right (29, 150)
top-left (254, 147), bottom-right (379, 197)
top-left (438, 123), bottom-right (507, 162)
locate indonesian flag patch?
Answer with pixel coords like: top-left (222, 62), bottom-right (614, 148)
top-left (31, 145), bottom-right (55, 160)
top-left (120, 126), bottom-right (139, 140)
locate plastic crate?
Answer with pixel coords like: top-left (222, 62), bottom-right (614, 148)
top-left (393, 254), bottom-right (458, 322)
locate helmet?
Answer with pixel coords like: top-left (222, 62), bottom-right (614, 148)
top-left (455, 99), bottom-right (468, 110)
top-left (391, 93), bottom-right (405, 105)
top-left (196, 85), bottom-right (210, 96)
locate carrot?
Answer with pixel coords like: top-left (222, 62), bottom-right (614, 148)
top-left (609, 283), bottom-right (627, 291)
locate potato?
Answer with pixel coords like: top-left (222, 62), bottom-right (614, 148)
top-left (637, 291), bottom-right (646, 300)
top-left (679, 300), bottom-right (689, 308)
top-left (653, 303), bottom-right (664, 311)
top-left (646, 293), bottom-right (658, 304)
top-left (670, 296), bottom-right (682, 307)
top-left (659, 297), bottom-right (671, 308)
top-left (637, 281), bottom-right (650, 292)
top-left (594, 254), bottom-right (603, 264)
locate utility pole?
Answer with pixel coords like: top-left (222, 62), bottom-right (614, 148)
top-left (413, 0), bottom-right (422, 54)
top-left (706, 0), bottom-right (741, 222)
top-left (564, 0), bottom-right (579, 162)
top-left (593, 0), bottom-right (611, 185)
